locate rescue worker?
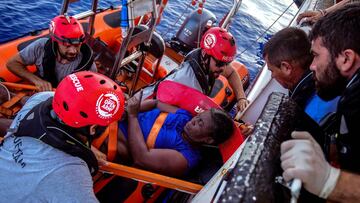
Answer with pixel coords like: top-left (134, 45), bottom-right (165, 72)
top-left (296, 0), bottom-right (359, 25)
top-left (263, 27), bottom-right (338, 124)
top-left (0, 71), bottom-right (125, 202)
top-left (281, 3), bottom-right (360, 202)
top-left (142, 27), bottom-right (248, 112)
top-left (6, 14), bottom-right (97, 91)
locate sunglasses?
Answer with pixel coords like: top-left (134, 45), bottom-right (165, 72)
top-left (54, 35), bottom-right (85, 46)
top-left (212, 57), bottom-right (230, 67)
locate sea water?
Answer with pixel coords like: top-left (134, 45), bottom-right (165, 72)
top-left (0, 0), bottom-right (298, 82)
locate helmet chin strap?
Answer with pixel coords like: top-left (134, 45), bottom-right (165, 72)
top-left (50, 109), bottom-right (106, 147)
top-left (51, 40), bottom-right (58, 56)
top-left (200, 51), bottom-right (211, 75)
top-left (50, 109), bottom-right (90, 145)
top-left (51, 40), bottom-right (63, 62)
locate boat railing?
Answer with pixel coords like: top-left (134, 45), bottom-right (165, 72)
top-left (235, 0), bottom-right (323, 124)
top-left (72, 10), bottom-right (96, 20)
top-left (221, 0), bottom-right (242, 29)
top-left (109, 0), bottom-right (164, 96)
top-left (61, 0), bottom-right (99, 36)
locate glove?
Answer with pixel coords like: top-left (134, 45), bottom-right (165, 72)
top-left (280, 131), bottom-right (340, 198)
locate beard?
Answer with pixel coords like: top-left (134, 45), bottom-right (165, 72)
top-left (58, 49), bottom-right (78, 61)
top-left (314, 58), bottom-right (347, 101)
top-left (210, 70), bottom-right (222, 78)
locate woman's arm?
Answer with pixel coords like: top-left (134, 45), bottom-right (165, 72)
top-left (126, 92), bottom-right (188, 177)
top-left (139, 99), bottom-right (179, 113)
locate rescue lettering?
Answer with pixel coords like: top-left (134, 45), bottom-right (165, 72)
top-left (222, 55), bottom-right (234, 62)
top-left (69, 74), bottom-right (84, 92)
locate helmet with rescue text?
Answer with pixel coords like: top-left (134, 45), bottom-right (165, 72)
top-left (52, 71), bottom-right (125, 128)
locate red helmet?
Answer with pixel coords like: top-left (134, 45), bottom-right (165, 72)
top-left (200, 27), bottom-right (237, 63)
top-left (53, 71), bottom-right (125, 128)
top-left (49, 15), bottom-right (85, 45)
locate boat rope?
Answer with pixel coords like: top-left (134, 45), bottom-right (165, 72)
top-left (159, 1), bottom-right (194, 38)
top-left (237, 1), bottom-right (296, 57)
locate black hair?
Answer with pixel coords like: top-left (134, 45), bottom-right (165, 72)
top-left (263, 27), bottom-right (313, 70)
top-left (209, 108), bottom-right (234, 145)
top-left (309, 3), bottom-right (360, 59)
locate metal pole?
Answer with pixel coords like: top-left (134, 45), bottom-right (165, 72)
top-left (120, 51), bottom-right (143, 67)
top-left (110, 27), bottom-right (136, 79)
top-left (129, 52), bottom-right (147, 96)
top-left (146, 0), bottom-right (158, 45)
top-left (221, 0), bottom-right (242, 29)
top-left (128, 0), bottom-right (135, 28)
top-left (88, 0), bottom-right (98, 36)
top-left (60, 0), bottom-right (70, 15)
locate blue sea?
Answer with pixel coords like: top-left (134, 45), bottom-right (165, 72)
top-left (0, 0), bottom-right (298, 82)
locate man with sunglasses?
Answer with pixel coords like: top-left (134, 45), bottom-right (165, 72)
top-left (142, 27), bottom-right (248, 112)
top-left (7, 14), bottom-right (97, 91)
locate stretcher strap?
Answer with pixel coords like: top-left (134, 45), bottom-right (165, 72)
top-left (92, 126), bottom-right (109, 149)
top-left (123, 112), bottom-right (168, 202)
top-left (146, 112), bottom-right (168, 148)
top-left (107, 121), bottom-right (118, 162)
top-left (92, 121), bottom-right (118, 163)
top-left (94, 112), bottom-right (169, 199)
top-left (92, 122), bottom-right (118, 193)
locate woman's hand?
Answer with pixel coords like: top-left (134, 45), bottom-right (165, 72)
top-left (127, 90), bottom-right (143, 116)
top-left (91, 145), bottom-right (107, 166)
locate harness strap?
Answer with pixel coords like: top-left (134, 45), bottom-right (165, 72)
top-left (92, 121), bottom-right (118, 162)
top-left (93, 112), bottom-right (169, 200)
top-left (146, 112), bottom-right (168, 148)
top-left (121, 112), bottom-right (169, 202)
top-left (107, 121), bottom-right (118, 162)
top-left (93, 112), bottom-right (168, 158)
top-left (92, 122), bottom-right (117, 193)
top-left (92, 126), bottom-right (110, 149)
top-left (188, 59), bottom-right (211, 95)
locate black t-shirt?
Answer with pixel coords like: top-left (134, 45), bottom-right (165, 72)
top-left (289, 71), bottom-right (315, 110)
top-left (334, 69), bottom-right (360, 173)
